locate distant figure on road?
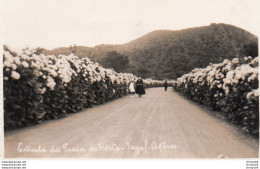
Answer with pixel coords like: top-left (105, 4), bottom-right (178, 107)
top-left (135, 78), bottom-right (145, 98)
top-left (164, 80), bottom-right (168, 91)
top-left (129, 80), bottom-right (135, 97)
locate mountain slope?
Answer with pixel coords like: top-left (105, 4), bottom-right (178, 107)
top-left (42, 23), bottom-right (258, 79)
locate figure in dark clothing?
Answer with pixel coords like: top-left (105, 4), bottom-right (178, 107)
top-left (135, 78), bottom-right (146, 97)
top-left (164, 80), bottom-right (168, 91)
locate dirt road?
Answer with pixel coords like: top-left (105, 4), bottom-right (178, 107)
top-left (4, 88), bottom-right (259, 158)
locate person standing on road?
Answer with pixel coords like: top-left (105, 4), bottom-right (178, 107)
top-left (135, 78), bottom-right (145, 98)
top-left (129, 80), bottom-right (135, 97)
top-left (164, 80), bottom-right (168, 91)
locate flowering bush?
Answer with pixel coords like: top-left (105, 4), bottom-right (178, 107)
top-left (173, 56), bottom-right (259, 135)
top-left (3, 46), bottom-right (164, 130)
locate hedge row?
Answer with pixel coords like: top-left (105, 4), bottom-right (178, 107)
top-left (173, 56), bottom-right (259, 135)
top-left (3, 46), bottom-right (163, 130)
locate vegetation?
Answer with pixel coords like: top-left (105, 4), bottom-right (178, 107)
top-left (173, 56), bottom-right (259, 135)
top-left (99, 51), bottom-right (129, 72)
top-left (42, 23), bottom-right (258, 79)
top-left (3, 46), bottom-right (164, 130)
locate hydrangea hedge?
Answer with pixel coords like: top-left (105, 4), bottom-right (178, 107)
top-left (173, 56), bottom-right (259, 135)
top-left (3, 46), bottom-right (165, 130)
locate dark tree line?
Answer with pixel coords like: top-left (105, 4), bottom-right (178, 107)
top-left (100, 51), bottom-right (129, 73)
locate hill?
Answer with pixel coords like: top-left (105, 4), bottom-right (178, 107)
top-left (42, 23), bottom-right (258, 79)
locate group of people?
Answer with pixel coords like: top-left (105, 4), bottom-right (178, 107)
top-left (128, 78), bottom-right (168, 98)
top-left (129, 78), bottom-right (146, 98)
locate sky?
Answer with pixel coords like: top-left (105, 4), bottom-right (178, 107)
top-left (0, 0), bottom-right (260, 49)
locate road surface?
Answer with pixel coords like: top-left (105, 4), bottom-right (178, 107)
top-left (4, 88), bottom-right (259, 158)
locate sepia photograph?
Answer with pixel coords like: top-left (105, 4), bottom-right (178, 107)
top-left (0, 0), bottom-right (259, 164)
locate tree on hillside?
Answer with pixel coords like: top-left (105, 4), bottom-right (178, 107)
top-left (137, 67), bottom-right (150, 78)
top-left (242, 42), bottom-right (258, 58)
top-left (100, 51), bottom-right (129, 73)
top-left (70, 44), bottom-right (78, 54)
top-left (34, 47), bottom-right (45, 55)
top-left (39, 24), bottom-right (258, 79)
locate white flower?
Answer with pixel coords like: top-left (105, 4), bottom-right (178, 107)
top-left (50, 69), bottom-right (58, 77)
top-left (232, 58), bottom-right (239, 64)
top-left (11, 71), bottom-right (20, 80)
top-left (2, 47), bottom-right (169, 95)
top-left (4, 77), bottom-right (8, 81)
top-left (4, 61), bottom-right (12, 67)
top-left (13, 57), bottom-right (21, 65)
top-left (217, 84), bottom-right (222, 88)
top-left (46, 76), bottom-right (56, 90)
top-left (21, 54), bottom-right (29, 60)
top-left (246, 89), bottom-right (258, 102)
top-left (11, 64), bottom-right (17, 70)
top-left (4, 51), bottom-right (14, 60)
top-left (22, 61), bottom-right (29, 68)
top-left (40, 87), bottom-right (46, 94)
top-left (253, 89), bottom-right (259, 97)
